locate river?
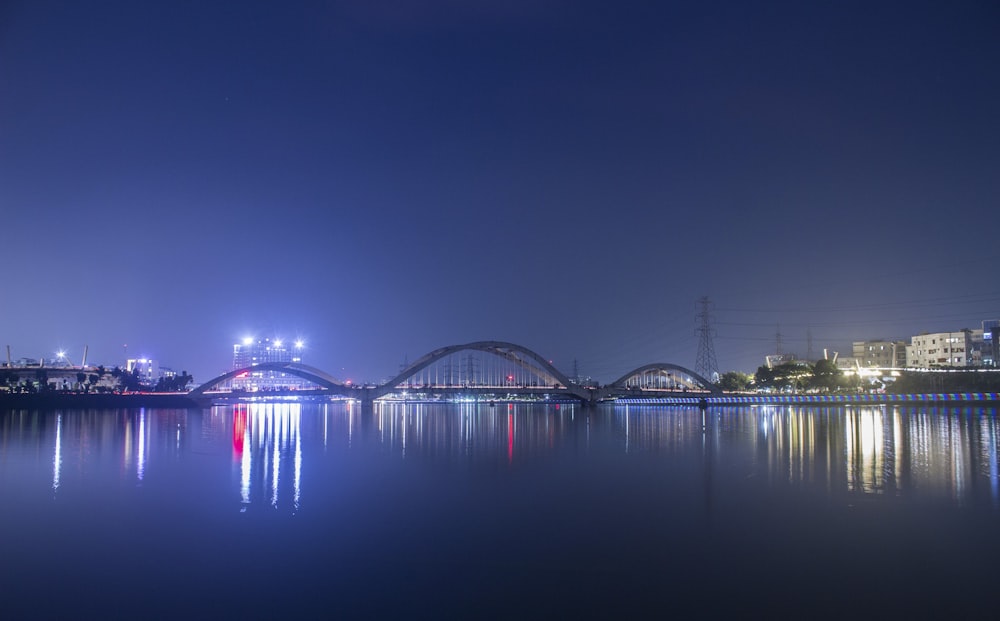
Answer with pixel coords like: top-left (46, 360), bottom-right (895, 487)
top-left (1, 402), bottom-right (997, 618)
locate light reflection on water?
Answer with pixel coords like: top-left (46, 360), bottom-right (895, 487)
top-left (229, 402), bottom-right (303, 511)
top-left (6, 403), bottom-right (999, 510)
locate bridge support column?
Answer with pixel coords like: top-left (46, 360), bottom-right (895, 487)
top-left (359, 388), bottom-right (374, 416)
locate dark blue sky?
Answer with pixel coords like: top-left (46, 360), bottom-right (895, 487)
top-left (2, 0), bottom-right (998, 383)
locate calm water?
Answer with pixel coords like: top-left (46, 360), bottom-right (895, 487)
top-left (1, 401), bottom-right (998, 619)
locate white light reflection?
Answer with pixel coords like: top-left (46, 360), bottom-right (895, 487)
top-left (240, 419), bottom-right (251, 510)
top-left (987, 416), bottom-right (998, 507)
top-left (271, 408), bottom-right (280, 507)
top-left (241, 440), bottom-right (251, 509)
top-left (347, 401), bottom-right (353, 449)
top-left (846, 408), bottom-right (885, 494)
top-left (294, 414), bottom-right (302, 510)
top-left (137, 412), bottom-right (146, 482)
top-left (948, 415), bottom-right (967, 500)
top-left (624, 405), bottom-right (630, 454)
top-left (233, 403), bottom-right (304, 512)
top-left (893, 410), bottom-right (903, 492)
top-left (52, 414), bottom-right (62, 492)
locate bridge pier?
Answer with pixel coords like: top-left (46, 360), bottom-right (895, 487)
top-left (358, 387), bottom-right (375, 416)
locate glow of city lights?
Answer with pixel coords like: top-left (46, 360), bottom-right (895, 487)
top-left (273, 339), bottom-right (283, 348)
top-left (294, 340), bottom-right (304, 349)
top-left (242, 337), bottom-right (254, 345)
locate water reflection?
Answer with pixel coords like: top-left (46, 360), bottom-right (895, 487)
top-left (1, 403), bottom-right (998, 510)
top-left (121, 410), bottom-right (148, 484)
top-left (372, 401), bottom-right (577, 464)
top-left (231, 403), bottom-right (303, 512)
top-left (52, 413), bottom-right (61, 492)
top-left (610, 404), bottom-right (1000, 505)
top-left (845, 408), bottom-right (883, 493)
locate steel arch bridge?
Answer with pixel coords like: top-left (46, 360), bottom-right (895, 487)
top-left (189, 361), bottom-right (355, 398)
top-left (371, 341), bottom-right (593, 401)
top-left (598, 363), bottom-right (722, 400)
top-left (189, 342), bottom-right (719, 403)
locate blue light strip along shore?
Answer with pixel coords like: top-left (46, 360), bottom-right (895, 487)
top-left (616, 393), bottom-right (1000, 406)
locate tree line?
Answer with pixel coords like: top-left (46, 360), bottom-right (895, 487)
top-left (717, 361), bottom-right (1000, 393)
top-left (717, 359), bottom-right (862, 393)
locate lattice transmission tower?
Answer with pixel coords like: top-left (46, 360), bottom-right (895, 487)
top-left (695, 296), bottom-right (719, 381)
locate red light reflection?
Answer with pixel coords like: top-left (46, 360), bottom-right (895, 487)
top-left (233, 407), bottom-right (248, 456)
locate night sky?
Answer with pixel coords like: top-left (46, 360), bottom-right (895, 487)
top-left (2, 1), bottom-right (998, 384)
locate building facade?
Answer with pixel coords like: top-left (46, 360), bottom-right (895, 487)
top-left (230, 337), bottom-right (306, 391)
top-left (906, 329), bottom-right (984, 368)
top-left (852, 340), bottom-right (907, 368)
top-left (981, 320), bottom-right (999, 368)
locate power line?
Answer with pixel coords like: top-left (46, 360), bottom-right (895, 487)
top-left (717, 309), bottom-right (998, 329)
top-left (716, 292), bottom-right (1000, 314)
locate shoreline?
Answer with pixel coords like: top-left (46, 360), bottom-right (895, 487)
top-left (1, 391), bottom-right (999, 411)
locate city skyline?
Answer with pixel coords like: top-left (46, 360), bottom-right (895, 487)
top-left (4, 311), bottom-right (998, 387)
top-left (2, 1), bottom-right (999, 384)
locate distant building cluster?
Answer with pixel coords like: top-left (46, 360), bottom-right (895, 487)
top-left (785, 319), bottom-right (999, 372)
top-left (0, 348), bottom-right (189, 393)
top-left (125, 358), bottom-right (181, 385)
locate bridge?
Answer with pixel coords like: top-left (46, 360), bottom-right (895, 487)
top-left (190, 340), bottom-right (720, 405)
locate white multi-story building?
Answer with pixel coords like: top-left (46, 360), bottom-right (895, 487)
top-left (906, 329), bottom-right (983, 368)
top-left (230, 337), bottom-right (306, 390)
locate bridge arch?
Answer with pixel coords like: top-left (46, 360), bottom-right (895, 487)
top-left (373, 341), bottom-right (591, 401)
top-left (189, 362), bottom-right (354, 397)
top-left (604, 363), bottom-right (721, 397)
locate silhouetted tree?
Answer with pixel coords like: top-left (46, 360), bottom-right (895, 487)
top-left (718, 371), bottom-right (753, 392)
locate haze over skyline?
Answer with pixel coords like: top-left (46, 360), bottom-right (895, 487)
top-left (2, 1), bottom-right (998, 384)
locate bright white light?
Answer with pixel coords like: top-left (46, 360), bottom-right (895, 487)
top-left (56, 351), bottom-right (66, 359)
top-left (273, 339), bottom-right (283, 348)
top-left (242, 337), bottom-right (254, 346)
top-left (294, 340), bottom-right (304, 349)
